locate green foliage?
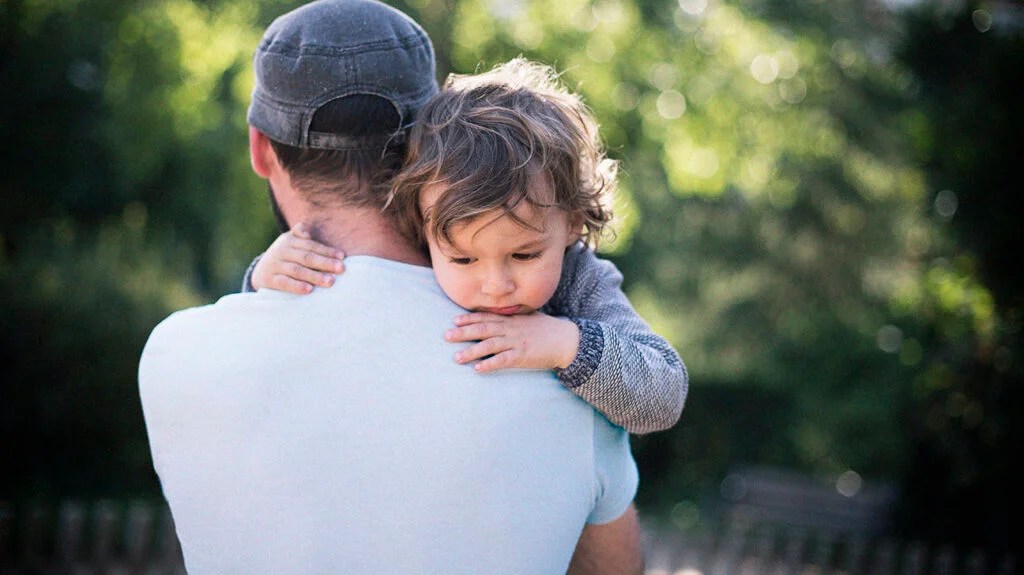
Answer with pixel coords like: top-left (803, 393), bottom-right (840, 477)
top-left (0, 217), bottom-right (202, 497)
top-left (1, 0), bottom-right (272, 497)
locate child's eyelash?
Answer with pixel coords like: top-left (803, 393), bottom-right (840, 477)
top-left (512, 252), bottom-right (542, 261)
top-left (450, 257), bottom-right (473, 265)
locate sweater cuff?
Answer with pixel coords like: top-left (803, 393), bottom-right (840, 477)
top-left (555, 318), bottom-right (604, 389)
top-left (241, 254), bottom-right (262, 293)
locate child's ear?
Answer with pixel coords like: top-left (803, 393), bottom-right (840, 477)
top-left (566, 214), bottom-right (586, 247)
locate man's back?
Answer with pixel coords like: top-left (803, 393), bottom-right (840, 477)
top-left (139, 257), bottom-right (637, 573)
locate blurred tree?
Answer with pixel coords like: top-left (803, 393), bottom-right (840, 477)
top-left (890, 0), bottom-right (1021, 555)
top-left (1, 0), bottom-right (274, 498)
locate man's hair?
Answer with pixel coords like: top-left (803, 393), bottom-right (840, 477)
top-left (270, 94), bottom-right (405, 209)
top-left (389, 58), bottom-right (616, 247)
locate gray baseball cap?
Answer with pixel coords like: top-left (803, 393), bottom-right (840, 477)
top-left (247, 0), bottom-right (438, 150)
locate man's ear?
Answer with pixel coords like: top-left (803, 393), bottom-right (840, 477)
top-left (249, 127), bottom-right (277, 178)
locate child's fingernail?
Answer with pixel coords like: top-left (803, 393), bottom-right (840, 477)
top-left (453, 352), bottom-right (463, 363)
top-left (323, 275), bottom-right (334, 286)
top-left (334, 261), bottom-right (344, 272)
top-left (445, 330), bottom-right (454, 340)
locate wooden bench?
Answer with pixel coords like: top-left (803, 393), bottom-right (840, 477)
top-left (719, 464), bottom-right (898, 534)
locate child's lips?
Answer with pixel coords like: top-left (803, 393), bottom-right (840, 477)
top-left (479, 305), bottom-right (522, 316)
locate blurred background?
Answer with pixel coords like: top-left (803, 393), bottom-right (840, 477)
top-left (1, 0), bottom-right (1020, 568)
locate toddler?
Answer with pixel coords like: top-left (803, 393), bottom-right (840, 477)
top-left (244, 58), bottom-right (687, 434)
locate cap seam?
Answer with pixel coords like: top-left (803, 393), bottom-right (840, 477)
top-left (257, 33), bottom-right (430, 58)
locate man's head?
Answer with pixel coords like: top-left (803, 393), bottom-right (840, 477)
top-left (248, 0), bottom-right (438, 218)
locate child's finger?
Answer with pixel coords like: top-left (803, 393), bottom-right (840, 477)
top-left (277, 261), bottom-right (336, 288)
top-left (445, 321), bottom-right (504, 343)
top-left (284, 246), bottom-right (345, 273)
top-left (288, 236), bottom-right (345, 259)
top-left (453, 312), bottom-right (501, 327)
top-left (474, 349), bottom-right (522, 372)
top-left (268, 274), bottom-right (316, 295)
top-left (453, 337), bottom-right (508, 364)
top-left (291, 222), bottom-right (311, 239)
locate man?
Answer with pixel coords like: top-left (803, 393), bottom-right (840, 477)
top-left (138, 0), bottom-right (642, 572)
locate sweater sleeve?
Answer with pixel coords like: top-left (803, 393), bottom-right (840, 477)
top-left (547, 244), bottom-right (688, 434)
top-left (240, 253), bottom-right (263, 293)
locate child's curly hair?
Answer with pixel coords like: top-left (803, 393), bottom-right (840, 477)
top-left (389, 57), bottom-right (616, 249)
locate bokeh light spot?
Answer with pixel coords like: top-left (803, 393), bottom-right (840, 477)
top-left (68, 60), bottom-right (100, 91)
top-left (649, 63), bottom-right (680, 91)
top-left (831, 39), bottom-right (859, 70)
top-left (972, 9), bottom-right (993, 33)
top-left (934, 189), bottom-right (957, 220)
top-left (877, 324), bottom-right (903, 353)
top-left (694, 28), bottom-right (719, 54)
top-left (688, 147), bottom-right (719, 178)
top-left (611, 82), bottom-right (640, 111)
top-left (836, 470), bottom-right (863, 497)
top-left (592, 0), bottom-right (624, 25)
top-left (678, 0), bottom-right (708, 16)
top-left (750, 54), bottom-right (779, 84)
top-left (657, 90), bottom-right (687, 119)
top-left (775, 50), bottom-right (799, 79)
top-left (670, 501), bottom-right (700, 530)
top-left (779, 77), bottom-right (807, 104)
top-left (720, 473), bottom-right (747, 502)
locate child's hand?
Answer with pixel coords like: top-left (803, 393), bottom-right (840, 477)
top-left (445, 312), bottom-right (581, 373)
top-left (251, 222), bottom-right (345, 294)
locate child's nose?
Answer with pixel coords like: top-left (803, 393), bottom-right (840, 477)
top-left (481, 267), bottom-right (515, 296)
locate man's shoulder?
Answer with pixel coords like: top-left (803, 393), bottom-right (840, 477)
top-left (139, 292), bottom-right (262, 377)
top-left (145, 293), bottom-right (250, 339)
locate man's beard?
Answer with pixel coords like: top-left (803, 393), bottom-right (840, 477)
top-left (267, 182), bottom-right (290, 234)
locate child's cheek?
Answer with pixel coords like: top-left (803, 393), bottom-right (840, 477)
top-left (438, 265), bottom-right (474, 309)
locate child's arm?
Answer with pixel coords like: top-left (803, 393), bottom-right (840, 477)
top-left (241, 223), bottom-right (345, 294)
top-left (550, 245), bottom-right (687, 434)
top-left (448, 243), bottom-right (687, 434)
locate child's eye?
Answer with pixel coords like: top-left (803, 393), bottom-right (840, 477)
top-left (449, 257), bottom-right (474, 265)
top-left (512, 252), bottom-right (542, 261)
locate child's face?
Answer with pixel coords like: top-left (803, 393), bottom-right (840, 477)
top-left (419, 184), bottom-right (579, 315)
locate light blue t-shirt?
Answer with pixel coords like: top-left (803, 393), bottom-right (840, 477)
top-left (139, 256), bottom-right (638, 574)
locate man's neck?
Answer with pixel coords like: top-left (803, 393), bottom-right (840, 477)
top-left (265, 170), bottom-right (427, 267)
top-left (300, 207), bottom-right (429, 267)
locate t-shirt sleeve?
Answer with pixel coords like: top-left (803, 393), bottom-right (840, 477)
top-left (586, 412), bottom-right (639, 525)
top-left (240, 253), bottom-right (264, 293)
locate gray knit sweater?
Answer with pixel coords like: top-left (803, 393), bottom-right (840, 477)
top-left (543, 242), bottom-right (687, 434)
top-left (242, 242), bottom-right (687, 434)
